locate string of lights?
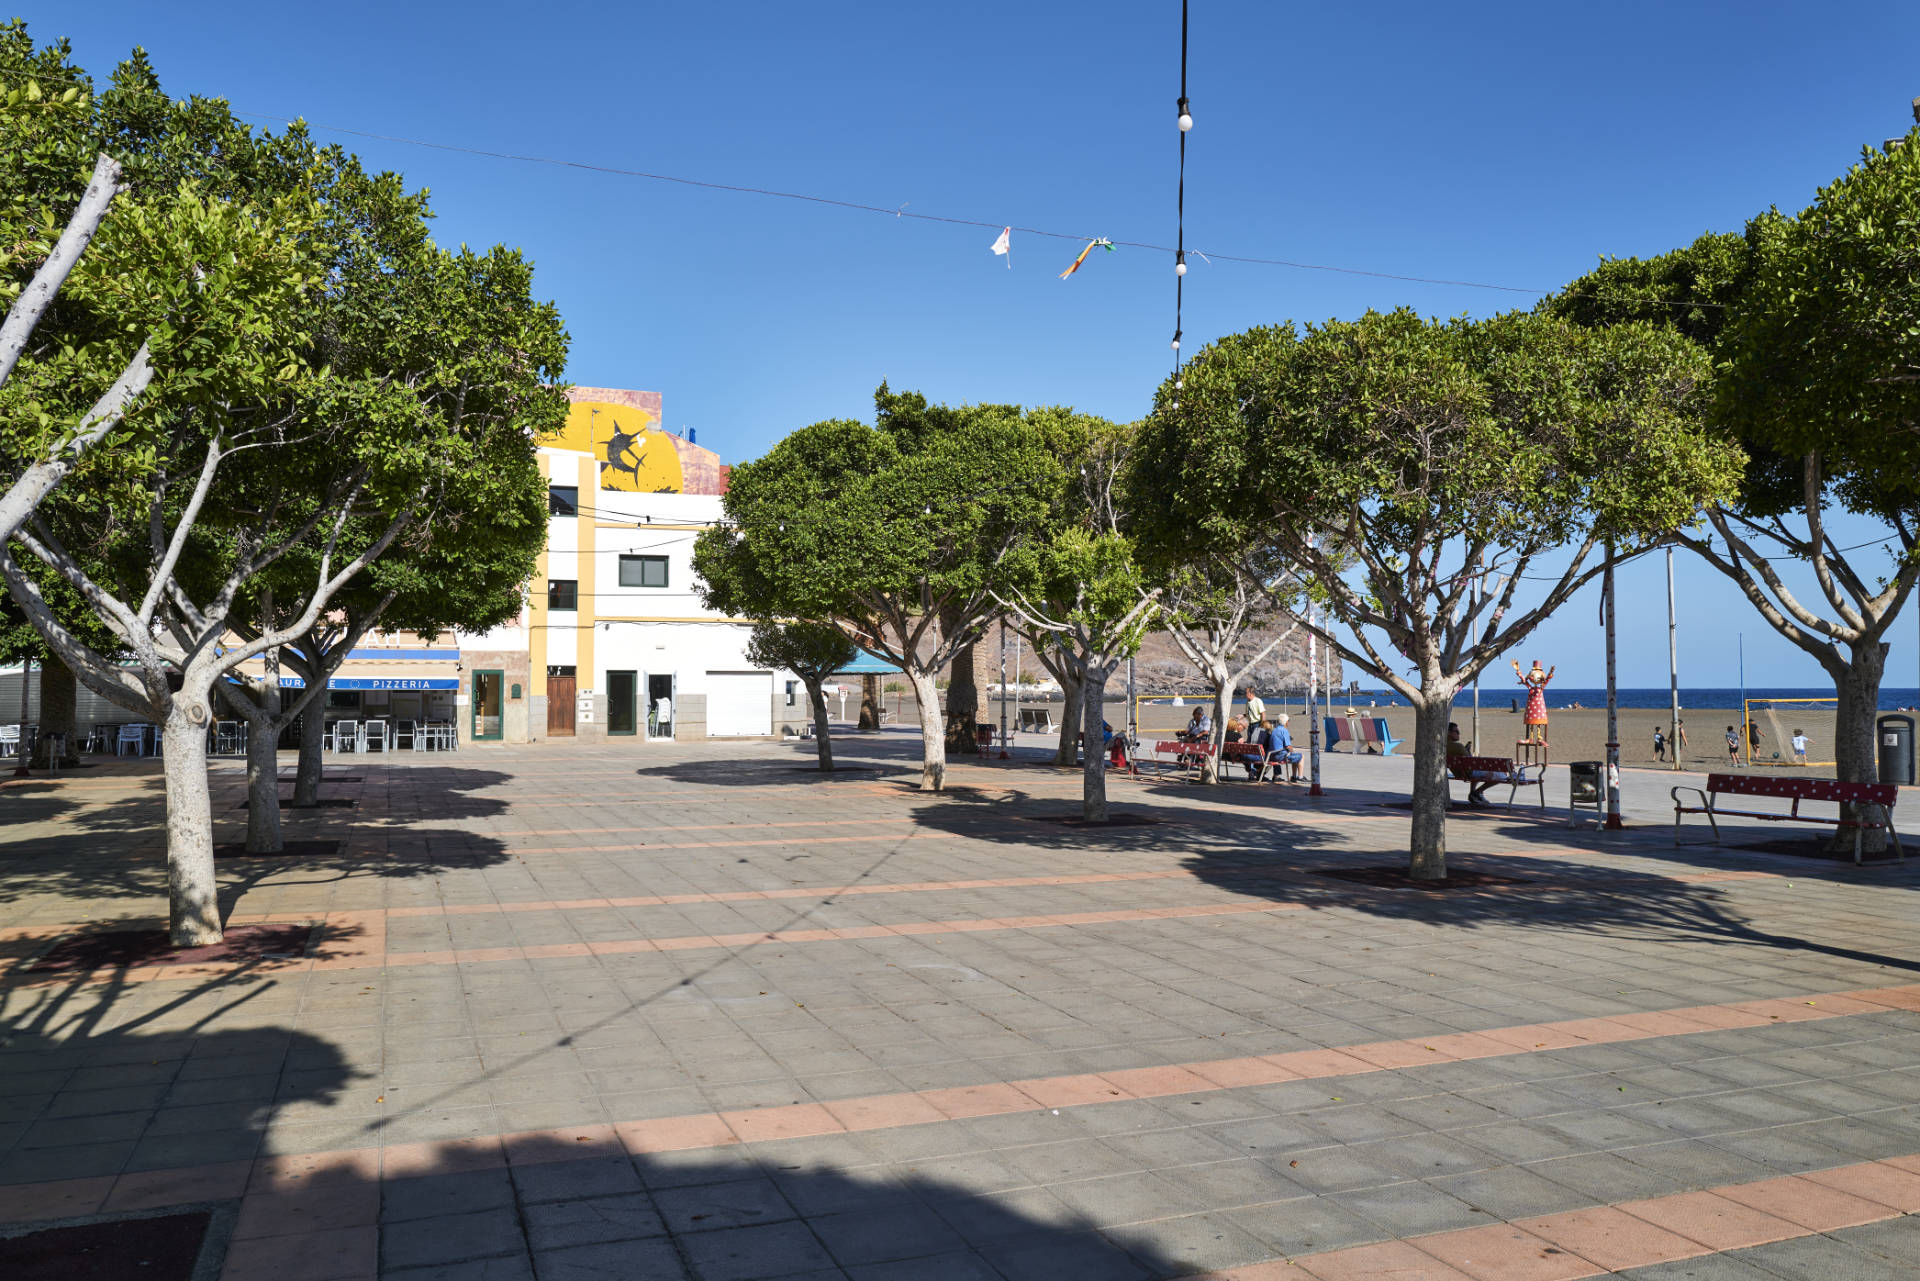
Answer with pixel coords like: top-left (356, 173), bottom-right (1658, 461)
top-left (1171, 0), bottom-right (1191, 401)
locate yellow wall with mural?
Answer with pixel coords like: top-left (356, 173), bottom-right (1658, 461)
top-left (553, 399), bottom-right (685, 494)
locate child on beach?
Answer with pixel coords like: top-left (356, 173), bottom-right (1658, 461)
top-left (1652, 727), bottom-right (1666, 762)
top-left (1791, 729), bottom-right (1810, 766)
top-left (1725, 726), bottom-right (1740, 765)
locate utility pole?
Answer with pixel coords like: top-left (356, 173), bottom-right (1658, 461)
top-left (1604, 544), bottom-right (1622, 829)
top-left (1667, 545), bottom-right (1681, 769)
top-left (11, 658), bottom-right (30, 777)
top-left (1470, 576), bottom-right (1481, 752)
top-left (998, 619), bottom-right (1009, 760)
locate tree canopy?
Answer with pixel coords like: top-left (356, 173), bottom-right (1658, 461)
top-left (1135, 308), bottom-right (1741, 876)
top-left (695, 385), bottom-right (1057, 789)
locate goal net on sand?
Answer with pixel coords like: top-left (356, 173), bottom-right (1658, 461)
top-left (1743, 697), bottom-right (1838, 768)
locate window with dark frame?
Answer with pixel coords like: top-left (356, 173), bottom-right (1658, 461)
top-left (618, 555), bottom-right (669, 588)
top-left (548, 485), bottom-right (579, 516)
top-left (547, 579), bottom-right (578, 610)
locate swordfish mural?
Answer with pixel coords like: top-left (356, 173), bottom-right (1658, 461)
top-left (553, 387), bottom-right (730, 496)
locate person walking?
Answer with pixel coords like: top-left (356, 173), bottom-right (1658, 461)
top-left (1652, 726), bottom-right (1666, 763)
top-left (1725, 725), bottom-right (1740, 766)
top-left (1243, 685), bottom-right (1266, 732)
top-left (1791, 728), bottom-right (1810, 766)
top-left (1747, 720), bottom-right (1763, 761)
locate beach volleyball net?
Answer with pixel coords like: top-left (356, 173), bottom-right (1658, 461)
top-left (1743, 697), bottom-right (1837, 767)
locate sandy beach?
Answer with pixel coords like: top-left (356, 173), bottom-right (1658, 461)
top-left (857, 693), bottom-right (1867, 780)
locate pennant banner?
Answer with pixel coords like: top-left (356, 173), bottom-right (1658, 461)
top-left (1059, 238), bottom-right (1114, 279)
top-left (989, 226), bottom-right (1011, 265)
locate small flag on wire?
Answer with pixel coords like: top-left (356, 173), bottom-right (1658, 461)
top-left (989, 226), bottom-right (1011, 266)
top-left (1059, 238), bottom-right (1113, 279)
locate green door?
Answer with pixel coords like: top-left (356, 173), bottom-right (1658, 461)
top-left (608, 670), bottom-right (638, 736)
top-left (471, 670), bottom-right (504, 741)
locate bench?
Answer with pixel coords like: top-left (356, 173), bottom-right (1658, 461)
top-left (1672, 773), bottom-right (1904, 865)
top-left (1353, 717), bottom-right (1404, 756)
top-left (1152, 739), bottom-right (1214, 779)
top-left (1017, 706), bottom-right (1059, 734)
top-left (1447, 755), bottom-right (1546, 808)
top-left (1324, 717), bottom-right (1354, 751)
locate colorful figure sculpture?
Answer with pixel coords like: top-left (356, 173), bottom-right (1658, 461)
top-left (1513, 659), bottom-right (1555, 743)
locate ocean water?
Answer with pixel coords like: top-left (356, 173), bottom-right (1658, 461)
top-left (1361, 688), bottom-right (1920, 712)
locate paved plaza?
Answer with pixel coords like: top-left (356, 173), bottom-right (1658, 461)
top-left (2, 733), bottom-right (1919, 1280)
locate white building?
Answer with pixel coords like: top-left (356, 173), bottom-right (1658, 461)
top-left (454, 386), bottom-right (807, 745)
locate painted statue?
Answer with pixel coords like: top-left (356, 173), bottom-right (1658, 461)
top-left (1513, 659), bottom-right (1555, 742)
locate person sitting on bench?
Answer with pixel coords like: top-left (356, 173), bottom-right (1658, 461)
top-left (1447, 722), bottom-right (1501, 807)
top-left (1268, 715), bottom-right (1304, 782)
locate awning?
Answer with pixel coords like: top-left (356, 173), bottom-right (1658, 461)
top-left (835, 650), bottom-right (901, 675)
top-left (274, 677), bottom-right (461, 691)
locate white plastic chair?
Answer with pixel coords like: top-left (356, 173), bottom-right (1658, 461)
top-left (116, 724), bottom-right (146, 757)
top-left (0, 724), bottom-right (18, 758)
top-left (362, 720), bottom-right (389, 753)
top-left (331, 719), bottom-right (359, 753)
top-left (394, 719), bottom-right (415, 751)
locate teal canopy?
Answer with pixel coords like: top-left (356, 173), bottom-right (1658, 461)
top-left (835, 650), bottom-right (902, 675)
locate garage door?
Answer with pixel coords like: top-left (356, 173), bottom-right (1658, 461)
top-left (706, 671), bottom-right (773, 737)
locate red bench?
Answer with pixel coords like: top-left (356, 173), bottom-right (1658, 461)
top-left (1152, 739), bottom-right (1214, 779)
top-left (1672, 773), bottom-right (1905, 864)
top-left (1447, 755), bottom-right (1546, 808)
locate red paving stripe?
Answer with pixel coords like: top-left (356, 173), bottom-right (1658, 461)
top-left (1236, 1156), bottom-right (1920, 1281)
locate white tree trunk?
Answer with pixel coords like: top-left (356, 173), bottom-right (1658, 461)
top-left (244, 714), bottom-right (283, 853)
top-left (907, 668), bottom-right (946, 790)
top-left (1202, 667), bottom-right (1232, 784)
top-left (162, 693), bottom-right (222, 945)
top-left (294, 703), bottom-right (326, 807)
top-left (1056, 670), bottom-right (1082, 766)
top-left (1407, 688), bottom-right (1456, 881)
top-left (807, 680), bottom-right (834, 771)
top-left (1832, 640), bottom-right (1889, 854)
top-left (1082, 665), bottom-right (1110, 822)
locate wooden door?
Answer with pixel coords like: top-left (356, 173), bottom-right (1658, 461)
top-left (547, 673), bottom-right (577, 736)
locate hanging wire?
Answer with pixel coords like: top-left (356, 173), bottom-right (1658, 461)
top-left (1171, 0), bottom-right (1190, 403)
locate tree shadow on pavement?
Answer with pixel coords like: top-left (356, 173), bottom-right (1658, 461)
top-left (0, 766), bottom-right (519, 911)
top-left (904, 788), bottom-right (1920, 979)
top-left (0, 970), bottom-right (361, 1189)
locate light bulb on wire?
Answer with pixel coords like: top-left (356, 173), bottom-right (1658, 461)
top-left (1177, 97), bottom-right (1192, 132)
top-left (1175, 251), bottom-right (1187, 277)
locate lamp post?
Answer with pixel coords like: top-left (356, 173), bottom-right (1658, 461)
top-left (1604, 543), bottom-right (1622, 829)
top-left (1667, 545), bottom-right (1681, 769)
top-left (998, 619), bottom-right (1009, 760)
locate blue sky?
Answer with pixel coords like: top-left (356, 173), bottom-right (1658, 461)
top-left (23, 1), bottom-right (1920, 687)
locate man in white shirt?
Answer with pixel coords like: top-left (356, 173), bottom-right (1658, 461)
top-left (1244, 685), bottom-right (1266, 729)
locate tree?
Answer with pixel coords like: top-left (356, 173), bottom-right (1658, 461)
top-left (0, 28), bottom-right (321, 552)
top-left (1153, 562), bottom-right (1301, 783)
top-left (216, 245), bottom-right (558, 850)
top-left (694, 387), bottom-right (1056, 790)
top-left (1136, 309), bottom-right (1742, 877)
top-left (996, 412), bottom-right (1161, 821)
top-left (1, 43), bottom-right (566, 942)
top-left (745, 621), bottom-right (855, 770)
top-left (1551, 133), bottom-right (1920, 846)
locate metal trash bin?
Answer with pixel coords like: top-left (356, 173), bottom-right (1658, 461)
top-left (1567, 760), bottom-right (1604, 829)
top-left (1879, 714), bottom-right (1914, 787)
top-left (1568, 761), bottom-right (1603, 804)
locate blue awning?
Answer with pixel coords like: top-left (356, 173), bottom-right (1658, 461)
top-left (275, 677), bottom-right (461, 691)
top-left (835, 650), bottom-right (901, 675)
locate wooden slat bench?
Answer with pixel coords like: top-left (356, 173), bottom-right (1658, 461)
top-left (1447, 755), bottom-right (1546, 808)
top-left (1672, 773), bottom-right (1904, 864)
top-left (1152, 739), bottom-right (1214, 780)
